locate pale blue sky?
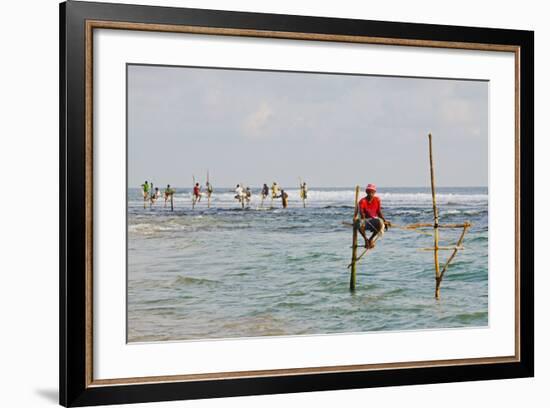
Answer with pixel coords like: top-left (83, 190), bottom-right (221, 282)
top-left (128, 64), bottom-right (488, 188)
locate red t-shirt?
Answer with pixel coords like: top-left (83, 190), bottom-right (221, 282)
top-left (359, 196), bottom-right (381, 218)
top-left (193, 186), bottom-right (200, 195)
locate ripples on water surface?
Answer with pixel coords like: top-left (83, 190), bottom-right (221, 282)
top-left (127, 187), bottom-right (488, 342)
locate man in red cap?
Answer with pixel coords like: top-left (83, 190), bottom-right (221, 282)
top-left (356, 184), bottom-right (390, 249)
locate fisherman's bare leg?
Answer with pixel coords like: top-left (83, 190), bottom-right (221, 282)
top-left (367, 231), bottom-right (378, 248)
top-left (356, 223), bottom-right (370, 248)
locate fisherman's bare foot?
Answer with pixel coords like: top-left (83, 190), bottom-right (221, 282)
top-left (367, 240), bottom-right (376, 249)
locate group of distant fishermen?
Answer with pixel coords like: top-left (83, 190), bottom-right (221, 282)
top-left (140, 181), bottom-right (176, 208)
top-left (234, 181), bottom-right (307, 208)
top-left (191, 181), bottom-right (214, 205)
top-left (140, 180), bottom-right (307, 209)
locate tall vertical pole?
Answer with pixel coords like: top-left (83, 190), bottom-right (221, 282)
top-left (170, 193), bottom-right (174, 212)
top-left (428, 133), bottom-right (441, 299)
top-left (350, 185), bottom-right (360, 291)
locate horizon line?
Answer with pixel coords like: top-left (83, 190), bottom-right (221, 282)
top-left (130, 184), bottom-right (489, 189)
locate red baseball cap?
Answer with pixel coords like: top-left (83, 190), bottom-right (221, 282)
top-left (366, 184), bottom-right (377, 192)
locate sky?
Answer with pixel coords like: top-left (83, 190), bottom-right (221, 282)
top-left (127, 64), bottom-right (488, 188)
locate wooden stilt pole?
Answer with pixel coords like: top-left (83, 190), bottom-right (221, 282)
top-left (170, 193), bottom-right (174, 212)
top-left (350, 185), bottom-right (360, 291)
top-left (428, 133), bottom-right (442, 299)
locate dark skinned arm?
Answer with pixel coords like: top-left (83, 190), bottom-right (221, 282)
top-left (377, 208), bottom-right (391, 229)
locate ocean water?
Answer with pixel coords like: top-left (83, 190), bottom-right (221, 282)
top-left (127, 186), bottom-right (488, 342)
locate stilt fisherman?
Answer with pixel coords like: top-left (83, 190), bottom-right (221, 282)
top-left (356, 184), bottom-right (391, 249)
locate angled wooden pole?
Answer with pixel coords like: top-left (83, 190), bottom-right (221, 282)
top-left (428, 133), bottom-right (442, 299)
top-left (347, 232), bottom-right (381, 268)
top-left (350, 185), bottom-right (360, 291)
top-left (439, 223), bottom-right (470, 280)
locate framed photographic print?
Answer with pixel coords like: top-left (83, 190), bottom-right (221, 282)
top-left (59, 1), bottom-right (534, 406)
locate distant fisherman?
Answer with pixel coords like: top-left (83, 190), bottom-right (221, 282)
top-left (150, 187), bottom-right (160, 205)
top-left (281, 189), bottom-right (289, 208)
top-left (193, 182), bottom-right (202, 203)
top-left (271, 182), bottom-right (279, 198)
top-left (141, 180), bottom-right (150, 208)
top-left (300, 182), bottom-right (308, 200)
top-left (356, 184), bottom-right (391, 249)
top-left (245, 187), bottom-right (252, 204)
top-left (164, 184), bottom-right (175, 207)
top-left (141, 180), bottom-right (150, 199)
top-left (206, 181), bottom-right (213, 198)
top-left (261, 184), bottom-right (269, 199)
top-left (234, 184), bottom-right (244, 201)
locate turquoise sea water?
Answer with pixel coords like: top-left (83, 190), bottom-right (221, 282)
top-left (127, 186), bottom-right (488, 342)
